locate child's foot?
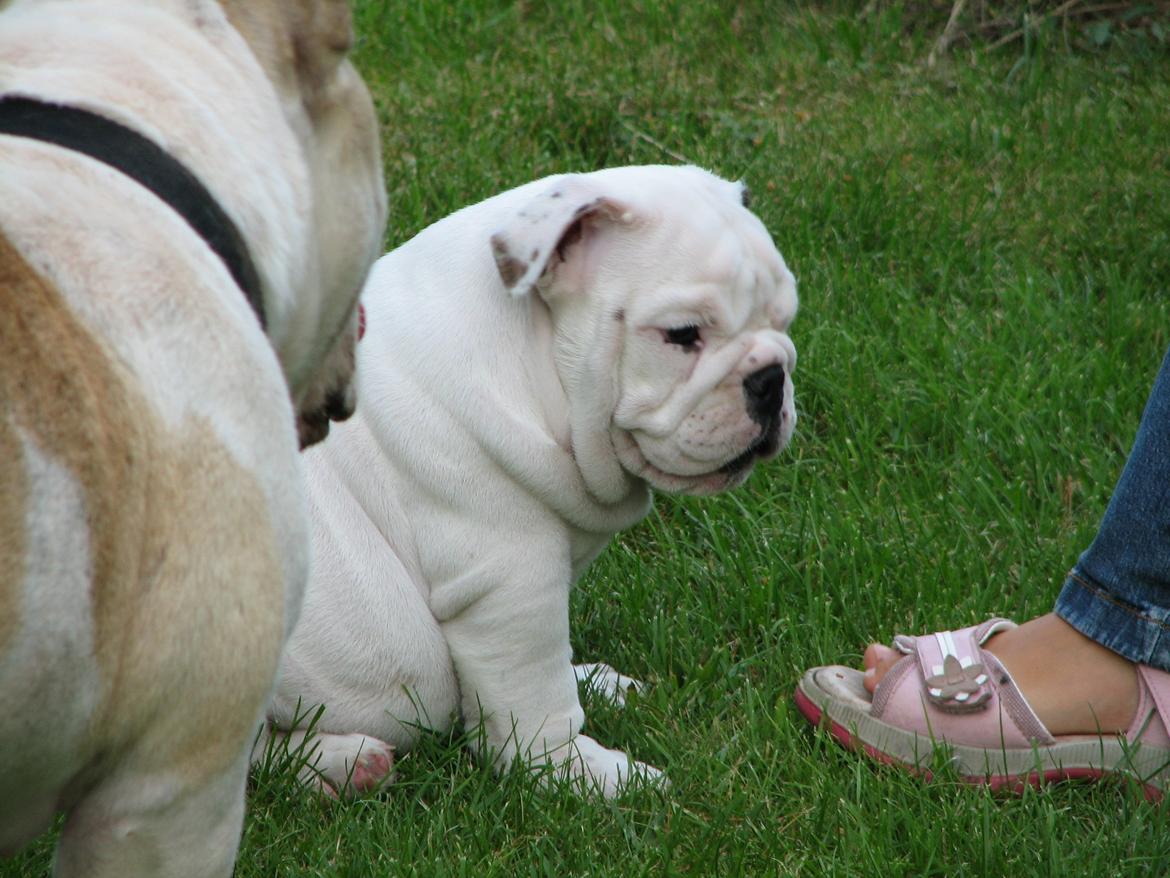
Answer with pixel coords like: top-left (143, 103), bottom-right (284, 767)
top-left (862, 613), bottom-right (1139, 735)
top-left (795, 613), bottom-right (1170, 797)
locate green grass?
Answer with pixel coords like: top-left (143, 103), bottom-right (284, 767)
top-left (9, 2), bottom-right (1170, 875)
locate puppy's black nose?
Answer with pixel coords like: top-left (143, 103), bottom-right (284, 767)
top-left (743, 363), bottom-right (785, 422)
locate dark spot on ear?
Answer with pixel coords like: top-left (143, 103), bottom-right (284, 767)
top-left (551, 190), bottom-right (563, 198)
top-left (613, 309), bottom-right (625, 322)
top-left (572, 197), bottom-right (603, 220)
top-left (497, 254), bottom-right (526, 287)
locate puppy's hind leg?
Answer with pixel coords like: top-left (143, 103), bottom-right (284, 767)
top-left (252, 720), bottom-right (395, 799)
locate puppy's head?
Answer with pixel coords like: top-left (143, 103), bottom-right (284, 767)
top-left (220, 0), bottom-right (387, 446)
top-left (491, 165), bottom-right (797, 497)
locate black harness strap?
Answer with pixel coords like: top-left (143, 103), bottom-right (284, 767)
top-left (0, 96), bottom-right (266, 329)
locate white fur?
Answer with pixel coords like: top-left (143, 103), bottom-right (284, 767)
top-left (270, 165), bottom-right (797, 797)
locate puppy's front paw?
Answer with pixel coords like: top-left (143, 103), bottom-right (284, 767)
top-left (573, 662), bottom-right (645, 707)
top-left (551, 734), bottom-right (666, 798)
top-left (300, 732), bottom-right (395, 799)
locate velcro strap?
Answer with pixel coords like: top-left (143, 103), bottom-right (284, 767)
top-left (913, 626), bottom-right (992, 713)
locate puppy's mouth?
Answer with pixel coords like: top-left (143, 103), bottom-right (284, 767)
top-left (614, 419), bottom-right (782, 496)
top-left (720, 420), bottom-right (781, 476)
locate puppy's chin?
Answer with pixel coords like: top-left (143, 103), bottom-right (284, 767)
top-left (611, 430), bottom-right (761, 497)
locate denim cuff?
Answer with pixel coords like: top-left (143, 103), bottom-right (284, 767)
top-left (1055, 568), bottom-right (1170, 673)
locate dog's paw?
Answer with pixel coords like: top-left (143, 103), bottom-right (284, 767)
top-left (572, 662), bottom-right (645, 707)
top-left (299, 733), bottom-right (395, 799)
top-left (549, 734), bottom-right (666, 798)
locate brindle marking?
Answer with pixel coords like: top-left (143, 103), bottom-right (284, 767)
top-left (0, 233), bottom-right (284, 784)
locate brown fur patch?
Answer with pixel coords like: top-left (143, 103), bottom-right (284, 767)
top-left (491, 236), bottom-right (527, 288)
top-left (0, 233), bottom-right (285, 782)
top-left (497, 255), bottom-right (526, 288)
top-left (0, 232), bottom-right (145, 664)
top-left (105, 418), bottom-right (286, 782)
top-left (0, 417), bottom-right (25, 657)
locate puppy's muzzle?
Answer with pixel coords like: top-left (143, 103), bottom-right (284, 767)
top-left (744, 363), bottom-right (785, 424)
top-left (722, 364), bottom-right (787, 475)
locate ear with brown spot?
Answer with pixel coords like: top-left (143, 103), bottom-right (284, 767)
top-left (489, 178), bottom-right (635, 298)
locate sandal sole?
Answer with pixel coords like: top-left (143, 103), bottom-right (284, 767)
top-left (795, 666), bottom-right (1165, 802)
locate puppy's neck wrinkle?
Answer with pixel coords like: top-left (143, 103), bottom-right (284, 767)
top-left (471, 385), bottom-right (651, 535)
top-left (572, 427), bottom-right (651, 523)
top-left (510, 290), bottom-right (638, 524)
top-left (545, 294), bottom-right (644, 515)
top-left (568, 418), bottom-right (641, 509)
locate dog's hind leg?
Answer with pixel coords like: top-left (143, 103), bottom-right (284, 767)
top-left (251, 722), bottom-right (395, 799)
top-left (54, 757), bottom-right (247, 878)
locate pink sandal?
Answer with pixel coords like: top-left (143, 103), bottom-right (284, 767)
top-left (794, 618), bottom-right (1170, 799)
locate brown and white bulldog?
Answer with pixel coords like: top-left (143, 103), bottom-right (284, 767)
top-left (0, 1), bottom-right (385, 874)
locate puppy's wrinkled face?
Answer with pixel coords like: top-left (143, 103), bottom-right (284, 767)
top-left (491, 166), bottom-right (797, 497)
top-left (607, 181), bottom-right (797, 495)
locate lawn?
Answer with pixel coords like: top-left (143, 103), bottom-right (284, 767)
top-left (9, 1), bottom-right (1170, 875)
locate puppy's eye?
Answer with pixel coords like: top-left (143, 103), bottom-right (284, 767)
top-left (664, 325), bottom-right (701, 349)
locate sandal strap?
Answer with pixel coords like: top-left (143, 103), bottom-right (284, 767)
top-left (1134, 665), bottom-right (1170, 747)
top-left (896, 619), bottom-right (1016, 714)
top-left (872, 618), bottom-right (1054, 747)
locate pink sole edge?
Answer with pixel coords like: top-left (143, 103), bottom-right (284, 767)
top-left (792, 685), bottom-right (1163, 803)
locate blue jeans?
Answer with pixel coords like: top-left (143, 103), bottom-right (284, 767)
top-left (1056, 346), bottom-right (1170, 673)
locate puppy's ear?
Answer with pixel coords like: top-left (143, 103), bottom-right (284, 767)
top-left (490, 180), bottom-right (635, 298)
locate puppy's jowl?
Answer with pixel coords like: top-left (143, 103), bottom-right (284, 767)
top-left (268, 165), bottom-right (797, 797)
top-left (0, 1), bottom-right (385, 874)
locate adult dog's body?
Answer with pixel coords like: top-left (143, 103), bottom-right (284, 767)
top-left (270, 165), bottom-right (797, 797)
top-left (0, 1), bottom-right (385, 873)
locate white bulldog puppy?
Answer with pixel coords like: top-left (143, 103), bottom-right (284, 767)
top-left (0, 1), bottom-right (385, 874)
top-left (269, 165), bottom-right (797, 797)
